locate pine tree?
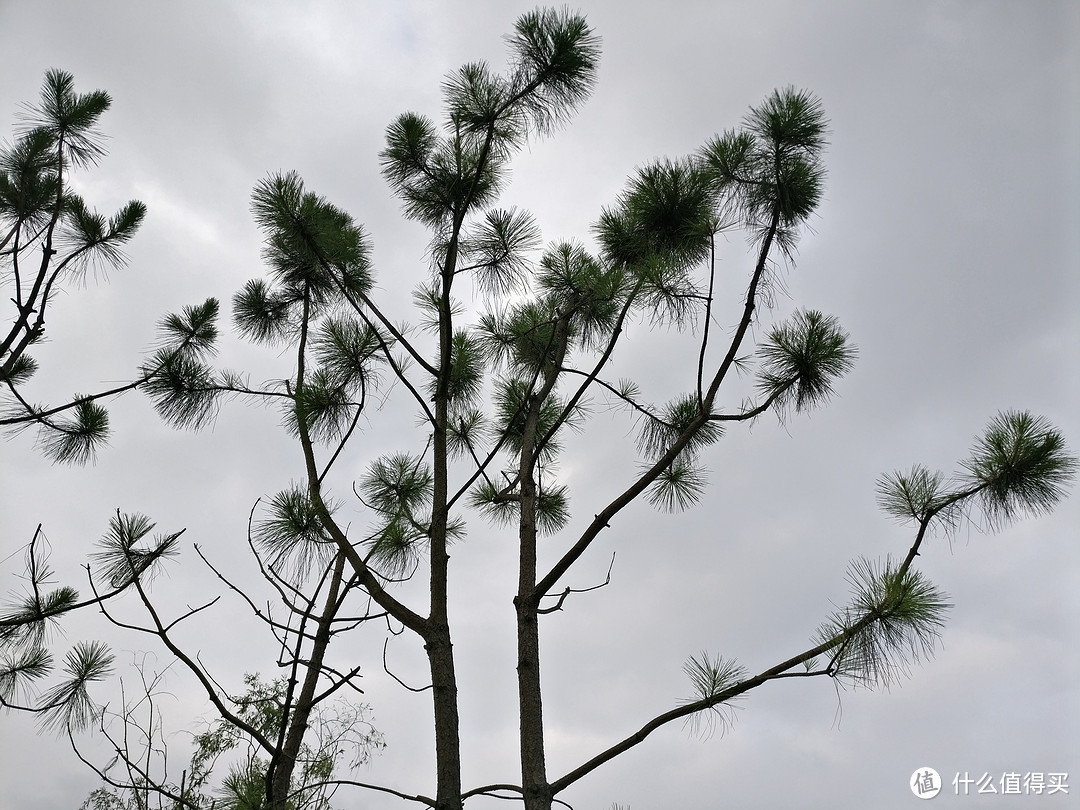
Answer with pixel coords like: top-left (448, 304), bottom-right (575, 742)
top-left (3, 11), bottom-right (1074, 810)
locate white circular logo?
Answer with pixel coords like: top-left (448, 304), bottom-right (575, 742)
top-left (910, 767), bottom-right (942, 799)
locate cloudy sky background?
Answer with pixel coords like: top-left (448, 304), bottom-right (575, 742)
top-left (1, 1), bottom-right (1078, 808)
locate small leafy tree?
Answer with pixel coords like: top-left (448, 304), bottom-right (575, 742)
top-left (78, 670), bottom-right (383, 810)
top-left (3, 10), bottom-right (1075, 810)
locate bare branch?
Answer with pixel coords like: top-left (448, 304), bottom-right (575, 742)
top-left (537, 553), bottom-right (615, 615)
top-left (382, 637), bottom-right (432, 693)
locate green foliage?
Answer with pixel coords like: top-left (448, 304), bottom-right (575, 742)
top-left (447, 406), bottom-right (488, 460)
top-left (461, 207), bottom-right (541, 296)
top-left (595, 158), bottom-right (716, 328)
top-left (683, 651), bottom-right (746, 702)
top-left (847, 413), bottom-right (1076, 692)
top-left (493, 377), bottom-right (571, 460)
top-left (962, 410), bottom-right (1076, 528)
top-left (22, 68), bottom-right (111, 168)
top-left (473, 481), bottom-right (574, 540)
top-left (311, 314), bottom-right (382, 391)
top-left (876, 411), bottom-right (1077, 535)
top-left (381, 111), bottom-right (488, 227)
top-left (481, 300), bottom-right (564, 376)
top-left (597, 158), bottom-right (714, 277)
top-left (1, 70), bottom-right (157, 464)
top-left (137, 299), bottom-right (225, 430)
top-left (442, 329), bottom-right (486, 409)
top-left (141, 350), bottom-right (221, 429)
top-left (534, 484), bottom-right (570, 535)
top-left (172, 673), bottom-right (385, 810)
top-left (360, 453), bottom-right (433, 517)
top-left (637, 393), bottom-right (723, 462)
top-left (680, 652), bottom-right (746, 737)
top-left (469, 479), bottom-right (520, 529)
top-left (0, 66), bottom-right (143, 282)
top-left (7, 19), bottom-right (1074, 810)
top-left (59, 194), bottom-right (146, 276)
top-left (359, 453), bottom-right (434, 576)
top-left (536, 241), bottom-right (623, 348)
top-left (818, 557), bottom-right (951, 688)
top-left (470, 467), bottom-right (570, 536)
top-left (0, 535), bottom-right (92, 717)
top-left (363, 519), bottom-right (420, 579)
top-left (194, 708), bottom-right (372, 810)
top-left (637, 394), bottom-right (721, 513)
top-left (0, 352), bottom-right (37, 385)
top-left (15, 69), bottom-right (110, 171)
top-left (290, 366), bottom-right (354, 443)
top-left (218, 757), bottom-right (268, 810)
top-left (756, 309), bottom-right (856, 415)
top-left (1, 585), bottom-right (79, 653)
top-left (36, 398), bottom-right (110, 464)
top-left (250, 170), bottom-right (373, 308)
top-left (253, 486), bottom-right (337, 580)
top-left (234, 277), bottom-right (294, 344)
top-left (505, 7), bottom-right (601, 133)
top-left (381, 8), bottom-right (598, 230)
top-left (92, 511), bottom-right (182, 589)
top-left (78, 787), bottom-right (129, 810)
top-left (0, 127), bottom-right (58, 228)
top-left (647, 458), bottom-right (708, 513)
top-left (0, 646), bottom-right (53, 704)
top-left (240, 172), bottom-right (389, 457)
top-left (876, 465), bottom-right (954, 527)
top-left (37, 640), bottom-right (114, 732)
top-left (158, 298), bottom-right (221, 359)
top-left (472, 242), bottom-right (616, 388)
top-left (699, 86), bottom-right (827, 254)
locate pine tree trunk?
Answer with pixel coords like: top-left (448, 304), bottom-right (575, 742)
top-left (428, 623), bottom-right (463, 810)
top-left (267, 554), bottom-right (345, 810)
top-left (430, 263), bottom-right (463, 809)
top-left (517, 393), bottom-right (552, 810)
top-left (516, 591), bottom-right (551, 810)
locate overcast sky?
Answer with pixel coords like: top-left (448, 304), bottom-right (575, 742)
top-left (1, 2), bottom-right (1078, 809)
